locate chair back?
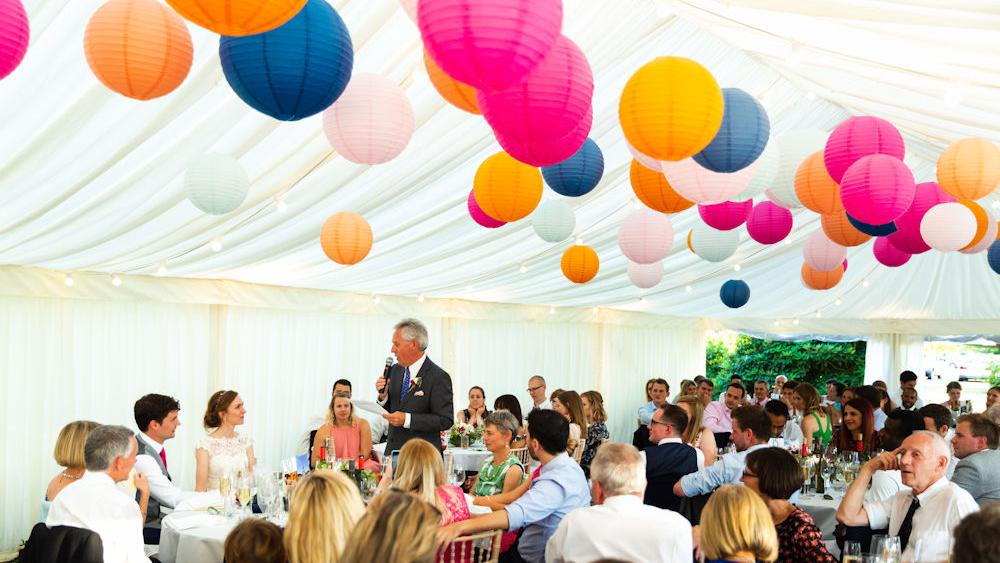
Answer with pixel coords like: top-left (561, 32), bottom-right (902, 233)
top-left (441, 529), bottom-right (503, 563)
top-left (19, 523), bottom-right (104, 563)
top-left (511, 447), bottom-right (530, 466)
top-left (571, 441), bottom-right (584, 464)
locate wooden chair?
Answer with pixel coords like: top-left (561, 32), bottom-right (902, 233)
top-left (571, 440), bottom-right (584, 464)
top-left (511, 447), bottom-right (530, 466)
top-left (441, 529), bottom-right (503, 563)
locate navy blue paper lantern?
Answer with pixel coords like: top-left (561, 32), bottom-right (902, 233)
top-left (988, 239), bottom-right (1000, 275)
top-left (720, 279), bottom-right (751, 309)
top-left (847, 213), bottom-right (897, 237)
top-left (220, 0), bottom-right (353, 121)
top-left (693, 88), bottom-right (770, 173)
top-left (541, 138), bottom-right (604, 197)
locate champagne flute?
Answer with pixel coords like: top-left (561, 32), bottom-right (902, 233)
top-left (236, 473), bottom-right (252, 518)
top-left (842, 541), bottom-right (861, 563)
top-left (219, 473), bottom-right (233, 517)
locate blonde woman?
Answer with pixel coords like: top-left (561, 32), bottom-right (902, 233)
top-left (580, 391), bottom-right (609, 476)
top-left (674, 379), bottom-right (696, 403)
top-left (310, 391), bottom-right (377, 471)
top-left (554, 390), bottom-right (588, 455)
top-left (284, 470), bottom-right (365, 563)
top-left (699, 484), bottom-right (778, 563)
top-left (675, 395), bottom-right (717, 467)
top-left (341, 491), bottom-right (441, 563)
top-left (382, 439), bottom-right (470, 526)
top-left (43, 420), bottom-right (103, 521)
top-left (793, 383), bottom-right (832, 447)
top-left (196, 390), bottom-right (255, 491)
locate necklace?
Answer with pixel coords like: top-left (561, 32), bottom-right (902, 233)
top-left (61, 470), bottom-right (82, 479)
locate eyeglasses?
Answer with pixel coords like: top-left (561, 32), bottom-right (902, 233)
top-left (648, 419), bottom-right (671, 429)
top-left (527, 386), bottom-right (544, 393)
top-left (742, 470), bottom-right (757, 479)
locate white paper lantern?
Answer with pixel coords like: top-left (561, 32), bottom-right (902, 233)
top-left (767, 128), bottom-right (828, 209)
top-left (322, 73), bottom-right (415, 164)
top-left (734, 140), bottom-right (780, 200)
top-left (803, 229), bottom-right (847, 272)
top-left (627, 260), bottom-right (664, 289)
top-left (618, 207), bottom-right (674, 264)
top-left (185, 153), bottom-right (250, 215)
top-left (689, 222), bottom-right (739, 262)
top-left (660, 158), bottom-right (758, 205)
top-left (961, 209), bottom-right (997, 254)
top-left (920, 202), bottom-right (977, 252)
top-left (531, 200), bottom-right (575, 243)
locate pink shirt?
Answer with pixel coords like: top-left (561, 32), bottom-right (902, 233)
top-left (702, 400), bottom-right (733, 433)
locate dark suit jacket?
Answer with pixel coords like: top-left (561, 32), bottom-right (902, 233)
top-left (383, 356), bottom-right (454, 452)
top-left (20, 523), bottom-right (103, 563)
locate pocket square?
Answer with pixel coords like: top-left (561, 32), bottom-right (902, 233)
top-left (415, 390), bottom-right (425, 397)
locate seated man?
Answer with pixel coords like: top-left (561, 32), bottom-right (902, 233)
top-left (46, 425), bottom-right (151, 563)
top-left (438, 409), bottom-right (590, 563)
top-left (836, 431), bottom-right (979, 563)
top-left (891, 371), bottom-right (924, 410)
top-left (750, 379), bottom-right (770, 407)
top-left (941, 381), bottom-right (962, 410)
top-left (696, 379), bottom-right (714, 408)
top-left (867, 409), bottom-right (924, 502)
top-left (772, 375), bottom-right (788, 399)
top-left (899, 387), bottom-right (920, 411)
top-left (950, 414), bottom-right (1000, 506)
top-left (780, 380), bottom-right (800, 417)
top-left (920, 403), bottom-right (958, 477)
top-left (545, 443), bottom-right (692, 562)
top-left (703, 382), bottom-right (745, 438)
top-left (641, 405), bottom-right (702, 511)
top-left (633, 378), bottom-right (669, 449)
top-left (674, 406), bottom-right (770, 499)
top-left (764, 400), bottom-right (803, 446)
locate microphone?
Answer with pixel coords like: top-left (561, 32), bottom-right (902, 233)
top-left (383, 356), bottom-right (393, 378)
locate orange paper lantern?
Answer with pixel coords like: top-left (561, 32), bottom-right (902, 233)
top-left (630, 160), bottom-right (694, 214)
top-left (84, 0), bottom-right (193, 100)
top-left (958, 200), bottom-right (990, 251)
top-left (936, 138), bottom-right (1000, 201)
top-left (165, 0), bottom-right (306, 36)
top-left (795, 151), bottom-right (843, 214)
top-left (561, 245), bottom-right (599, 284)
top-left (424, 50), bottom-right (479, 115)
top-left (821, 211), bottom-right (872, 247)
top-left (320, 211), bottom-right (372, 265)
top-left (473, 152), bottom-right (543, 222)
top-left (801, 262), bottom-right (844, 290)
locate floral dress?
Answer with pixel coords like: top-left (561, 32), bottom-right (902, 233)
top-left (581, 421), bottom-right (609, 477)
top-left (775, 507), bottom-right (836, 563)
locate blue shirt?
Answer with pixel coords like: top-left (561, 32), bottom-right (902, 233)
top-left (873, 408), bottom-right (887, 432)
top-left (505, 452), bottom-right (591, 563)
top-left (636, 401), bottom-right (657, 425)
top-left (679, 443), bottom-right (770, 497)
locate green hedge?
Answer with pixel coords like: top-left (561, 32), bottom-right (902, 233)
top-left (707, 334), bottom-right (866, 390)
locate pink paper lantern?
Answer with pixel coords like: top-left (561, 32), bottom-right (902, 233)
top-left (0, 0), bottom-right (29, 80)
top-left (920, 202), bottom-right (977, 252)
top-left (627, 260), bottom-right (664, 289)
top-left (467, 190), bottom-right (506, 228)
top-left (839, 154), bottom-right (916, 225)
top-left (322, 73), bottom-right (415, 164)
top-left (495, 106), bottom-right (592, 167)
top-left (803, 229), bottom-right (847, 272)
top-left (661, 158), bottom-right (758, 205)
top-left (823, 116), bottom-right (905, 183)
top-left (873, 237), bottom-right (910, 267)
top-left (961, 209), bottom-right (997, 254)
top-left (698, 199), bottom-right (753, 231)
top-left (887, 182), bottom-right (957, 255)
top-left (627, 140), bottom-right (663, 172)
top-left (618, 207), bottom-right (674, 264)
top-left (419, 0), bottom-right (562, 91)
top-left (843, 259), bottom-right (849, 271)
top-left (746, 201), bottom-right (793, 245)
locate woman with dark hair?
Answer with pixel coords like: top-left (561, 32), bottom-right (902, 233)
top-left (196, 390), bottom-right (255, 491)
top-left (833, 398), bottom-right (876, 454)
top-left (493, 394), bottom-right (525, 448)
top-left (455, 386), bottom-right (489, 427)
top-left (742, 448), bottom-right (836, 563)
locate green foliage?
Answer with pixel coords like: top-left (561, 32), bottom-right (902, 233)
top-left (989, 360), bottom-right (1000, 388)
top-left (706, 334), bottom-right (866, 390)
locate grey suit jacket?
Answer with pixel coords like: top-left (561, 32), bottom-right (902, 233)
top-left (951, 447), bottom-right (1000, 506)
top-left (135, 434), bottom-right (170, 527)
top-left (383, 356), bottom-right (454, 453)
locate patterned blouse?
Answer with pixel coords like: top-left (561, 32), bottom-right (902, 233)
top-left (775, 507), bottom-right (836, 563)
top-left (581, 421), bottom-right (609, 476)
top-left (472, 452), bottom-right (524, 497)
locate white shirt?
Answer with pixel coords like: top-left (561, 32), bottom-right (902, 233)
top-left (865, 469), bottom-right (910, 503)
top-left (545, 494), bottom-right (692, 563)
top-left (46, 471), bottom-right (151, 563)
top-left (863, 477), bottom-right (978, 562)
top-left (134, 433), bottom-right (201, 510)
top-left (890, 389), bottom-right (925, 410)
top-left (641, 437), bottom-right (705, 469)
top-left (378, 353), bottom-right (427, 429)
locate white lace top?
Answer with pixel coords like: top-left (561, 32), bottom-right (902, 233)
top-left (196, 433), bottom-right (252, 491)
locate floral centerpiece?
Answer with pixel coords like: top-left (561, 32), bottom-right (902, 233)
top-left (448, 421), bottom-right (484, 447)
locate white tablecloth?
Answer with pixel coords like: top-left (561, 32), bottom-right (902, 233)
top-left (796, 492), bottom-right (842, 541)
top-left (373, 442), bottom-right (492, 473)
top-left (157, 512), bottom-right (235, 563)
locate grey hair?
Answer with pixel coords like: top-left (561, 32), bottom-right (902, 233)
top-left (485, 410), bottom-right (520, 444)
top-left (590, 442), bottom-right (645, 497)
top-left (528, 375), bottom-right (546, 385)
top-left (84, 425), bottom-right (135, 471)
top-left (394, 318), bottom-right (428, 351)
top-left (987, 405), bottom-right (1000, 427)
top-left (910, 430), bottom-right (951, 465)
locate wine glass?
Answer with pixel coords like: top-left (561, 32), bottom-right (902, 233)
top-left (236, 473), bottom-right (252, 518)
top-left (219, 473), bottom-right (233, 517)
top-left (256, 477), bottom-right (272, 518)
top-left (880, 536), bottom-right (901, 563)
top-left (448, 464), bottom-right (466, 488)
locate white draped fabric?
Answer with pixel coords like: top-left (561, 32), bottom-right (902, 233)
top-left (864, 334), bottom-right (927, 396)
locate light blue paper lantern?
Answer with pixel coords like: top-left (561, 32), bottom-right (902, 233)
top-left (720, 279), bottom-right (750, 308)
top-left (694, 88), bottom-right (770, 173)
top-left (185, 153), bottom-right (250, 215)
top-left (541, 138), bottom-right (604, 197)
top-left (531, 200), bottom-right (576, 243)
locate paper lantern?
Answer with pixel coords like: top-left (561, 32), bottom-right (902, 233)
top-left (84, 0), bottom-right (193, 100)
top-left (698, 199), bottom-right (752, 231)
top-left (961, 209), bottom-right (997, 254)
top-left (185, 153), bottom-right (250, 215)
top-left (734, 141), bottom-right (780, 201)
top-left (821, 211), bottom-right (872, 247)
top-left (472, 152), bottom-right (543, 222)
top-left (801, 262), bottom-right (844, 290)
top-left (887, 182), bottom-right (956, 255)
top-left (803, 229), bottom-right (847, 272)
top-left (541, 138), bottom-right (604, 197)
top-left (873, 237), bottom-right (910, 267)
top-left (561, 245), bottom-right (599, 284)
top-left (628, 141), bottom-right (664, 172)
top-left (419, 0), bottom-right (562, 91)
top-left (619, 57), bottom-right (724, 161)
top-left (531, 200), bottom-right (575, 243)
top-left (847, 214), bottom-right (897, 237)
top-left (988, 239), bottom-right (1000, 275)
top-left (423, 51), bottom-right (479, 114)
top-left (693, 88), bottom-right (769, 173)
top-left (768, 129), bottom-right (828, 209)
top-left (467, 190), bottom-right (505, 229)
top-left (220, 0), bottom-right (353, 121)
top-left (958, 201), bottom-right (990, 251)
top-left (0, 0), bottom-right (29, 80)
top-left (839, 154), bottom-right (915, 225)
top-left (322, 73), bottom-right (414, 164)
top-left (661, 158), bottom-right (757, 205)
top-left (795, 151), bottom-right (842, 214)
top-left (165, 0), bottom-right (305, 36)
top-left (627, 261), bottom-right (664, 289)
top-left (920, 202), bottom-right (977, 252)
top-left (495, 106), bottom-right (592, 167)
top-left (823, 116), bottom-right (905, 183)
top-left (720, 279), bottom-right (750, 309)
top-left (629, 160), bottom-right (693, 214)
top-left (937, 138), bottom-right (1000, 201)
top-left (746, 201), bottom-right (793, 245)
top-left (399, 0), bottom-right (418, 22)
top-left (320, 212), bottom-right (373, 265)
top-left (689, 223), bottom-right (739, 262)
top-left (618, 208), bottom-right (674, 264)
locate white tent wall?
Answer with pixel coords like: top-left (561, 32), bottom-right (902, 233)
top-left (864, 334), bottom-right (927, 398)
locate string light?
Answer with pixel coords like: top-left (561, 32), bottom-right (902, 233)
top-left (64, 273), bottom-right (74, 287)
top-left (111, 274), bottom-right (122, 287)
top-left (685, 285), bottom-right (692, 293)
top-left (518, 264), bottom-right (527, 273)
top-left (835, 298), bottom-right (842, 306)
top-left (575, 236), bottom-right (584, 246)
top-left (861, 278), bottom-right (870, 288)
top-left (210, 237), bottom-right (223, 252)
top-left (275, 195), bottom-right (288, 213)
top-left (417, 294), bottom-right (425, 303)
top-left (772, 320), bottom-right (779, 326)
top-left (372, 295), bottom-right (381, 304)
top-left (549, 306), bottom-right (556, 315)
top-left (157, 261), bottom-right (168, 276)
top-left (792, 318), bottom-right (800, 325)
top-left (733, 264), bottom-right (741, 272)
top-left (815, 310), bottom-right (822, 318)
top-left (591, 306), bottom-right (599, 314)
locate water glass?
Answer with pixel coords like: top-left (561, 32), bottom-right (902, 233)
top-left (880, 536), bottom-right (901, 563)
top-left (460, 433), bottom-right (470, 448)
top-left (870, 535), bottom-right (886, 559)
top-left (842, 541), bottom-right (861, 563)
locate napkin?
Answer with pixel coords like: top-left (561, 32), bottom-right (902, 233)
top-left (174, 491), bottom-right (224, 511)
top-left (166, 513), bottom-right (228, 530)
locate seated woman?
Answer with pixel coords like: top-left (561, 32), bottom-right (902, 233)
top-left (455, 386), bottom-right (489, 427)
top-left (674, 379), bottom-right (696, 403)
top-left (311, 391), bottom-right (378, 471)
top-left (284, 470), bottom-right (365, 563)
top-left (196, 390), bottom-right (255, 492)
top-left (742, 448), bottom-right (835, 563)
top-left (580, 391), bottom-right (610, 477)
top-left (471, 410), bottom-right (524, 553)
top-left (699, 484), bottom-right (779, 563)
top-left (381, 439), bottom-right (471, 526)
top-left (554, 390), bottom-right (587, 456)
top-left (341, 491), bottom-right (441, 563)
top-left (833, 398), bottom-right (877, 454)
top-left (225, 518), bottom-right (286, 563)
top-left (43, 420), bottom-right (102, 521)
top-left (793, 383), bottom-right (833, 447)
top-left (675, 394), bottom-right (717, 467)
top-left (493, 394), bottom-right (525, 448)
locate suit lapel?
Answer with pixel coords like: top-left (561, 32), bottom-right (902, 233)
top-left (401, 359), bottom-right (432, 405)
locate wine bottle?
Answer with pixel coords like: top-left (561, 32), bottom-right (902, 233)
top-left (316, 447), bottom-right (329, 470)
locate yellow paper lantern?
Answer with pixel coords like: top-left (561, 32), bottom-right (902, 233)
top-left (795, 151), bottom-right (843, 214)
top-left (320, 211), bottom-right (372, 265)
top-left (561, 245), bottom-right (599, 284)
top-left (801, 262), bottom-right (844, 290)
top-left (473, 152), bottom-right (543, 222)
top-left (619, 56), bottom-right (723, 161)
top-left (958, 200), bottom-right (990, 251)
top-left (821, 211), bottom-right (871, 247)
top-left (630, 160), bottom-right (694, 214)
top-left (424, 50), bottom-right (480, 115)
top-left (937, 138), bottom-right (1000, 201)
top-left (165, 0), bottom-right (306, 36)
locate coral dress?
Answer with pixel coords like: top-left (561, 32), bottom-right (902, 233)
top-left (323, 423), bottom-right (380, 472)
